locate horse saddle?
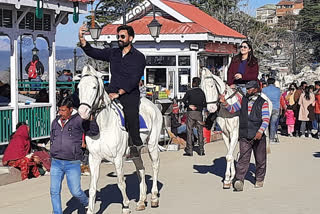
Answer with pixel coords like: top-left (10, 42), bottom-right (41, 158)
top-left (111, 102), bottom-right (149, 133)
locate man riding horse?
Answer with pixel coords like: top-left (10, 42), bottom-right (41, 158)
top-left (79, 24), bottom-right (146, 159)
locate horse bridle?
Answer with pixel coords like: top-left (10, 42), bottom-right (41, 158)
top-left (203, 76), bottom-right (238, 104)
top-left (79, 74), bottom-right (106, 115)
top-left (204, 76), bottom-right (221, 104)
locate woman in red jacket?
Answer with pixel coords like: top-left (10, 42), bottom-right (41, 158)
top-left (2, 124), bottom-right (40, 180)
top-left (227, 41), bottom-right (259, 94)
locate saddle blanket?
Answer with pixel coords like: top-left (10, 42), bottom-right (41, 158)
top-left (111, 103), bottom-right (149, 132)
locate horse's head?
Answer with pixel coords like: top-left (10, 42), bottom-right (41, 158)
top-left (200, 67), bottom-right (221, 113)
top-left (78, 65), bottom-right (106, 120)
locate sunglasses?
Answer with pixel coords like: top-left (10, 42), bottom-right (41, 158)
top-left (240, 45), bottom-right (249, 49)
top-left (116, 34), bottom-right (126, 39)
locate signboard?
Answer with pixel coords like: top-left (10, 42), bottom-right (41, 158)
top-left (205, 42), bottom-right (237, 54)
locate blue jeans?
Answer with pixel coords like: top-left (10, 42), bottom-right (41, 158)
top-left (50, 158), bottom-right (88, 214)
top-left (177, 124), bottom-right (198, 137)
top-left (269, 109), bottom-right (280, 141)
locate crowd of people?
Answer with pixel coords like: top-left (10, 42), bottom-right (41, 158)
top-left (271, 80), bottom-right (320, 140)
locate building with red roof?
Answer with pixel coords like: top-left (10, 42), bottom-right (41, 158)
top-left (85, 0), bottom-right (246, 98)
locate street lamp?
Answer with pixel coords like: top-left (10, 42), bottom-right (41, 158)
top-left (147, 1), bottom-right (162, 39)
top-left (89, 22), bottom-right (102, 41)
top-left (89, 0), bottom-right (162, 40)
top-left (274, 44), bottom-right (282, 56)
top-left (308, 47), bottom-right (314, 55)
top-left (32, 46), bottom-right (39, 56)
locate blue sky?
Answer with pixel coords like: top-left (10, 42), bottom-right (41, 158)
top-left (56, 0), bottom-right (281, 48)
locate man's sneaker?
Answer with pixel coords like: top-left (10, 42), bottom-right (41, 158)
top-left (270, 140), bottom-right (279, 145)
top-left (234, 180), bottom-right (244, 192)
top-left (254, 181), bottom-right (264, 188)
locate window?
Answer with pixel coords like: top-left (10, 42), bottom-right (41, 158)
top-left (178, 56), bottom-right (190, 66)
top-left (178, 68), bottom-right (190, 92)
top-left (17, 11), bottom-right (51, 31)
top-left (1, 9), bottom-right (13, 28)
top-left (146, 56), bottom-right (176, 66)
top-left (146, 68), bottom-right (167, 87)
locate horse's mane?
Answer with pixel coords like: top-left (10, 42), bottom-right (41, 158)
top-left (81, 65), bottom-right (111, 104)
top-left (82, 65), bottom-right (98, 77)
top-left (201, 67), bottom-right (239, 106)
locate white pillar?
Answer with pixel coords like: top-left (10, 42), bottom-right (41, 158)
top-left (190, 51), bottom-right (198, 78)
top-left (49, 42), bottom-right (56, 123)
top-left (10, 36), bottom-right (19, 132)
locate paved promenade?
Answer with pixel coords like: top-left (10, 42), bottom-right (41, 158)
top-left (0, 135), bottom-right (319, 214)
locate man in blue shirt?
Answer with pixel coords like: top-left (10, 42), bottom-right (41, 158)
top-left (79, 25), bottom-right (146, 158)
top-left (262, 78), bottom-right (281, 143)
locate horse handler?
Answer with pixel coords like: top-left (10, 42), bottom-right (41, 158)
top-left (219, 80), bottom-right (270, 191)
top-left (50, 97), bottom-right (99, 214)
top-left (79, 24), bottom-right (146, 159)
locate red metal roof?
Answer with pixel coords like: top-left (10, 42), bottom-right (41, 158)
top-left (277, 1), bottom-right (296, 5)
top-left (101, 16), bottom-right (210, 35)
top-left (161, 0), bottom-right (245, 38)
top-left (69, 0), bottom-right (94, 3)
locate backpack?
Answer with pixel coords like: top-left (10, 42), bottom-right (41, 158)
top-left (28, 60), bottom-right (38, 79)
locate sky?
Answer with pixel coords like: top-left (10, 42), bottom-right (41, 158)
top-left (56, 0), bottom-right (281, 48)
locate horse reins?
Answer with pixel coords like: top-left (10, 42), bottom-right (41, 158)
top-left (204, 76), bottom-right (238, 104)
top-left (79, 74), bottom-right (106, 116)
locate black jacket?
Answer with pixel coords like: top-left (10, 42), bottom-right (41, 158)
top-left (182, 87), bottom-right (206, 112)
top-left (82, 43), bottom-right (146, 95)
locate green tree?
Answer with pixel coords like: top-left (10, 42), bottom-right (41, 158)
top-left (190, 0), bottom-right (240, 24)
top-left (298, 0), bottom-right (320, 33)
top-left (298, 0), bottom-right (320, 60)
top-left (86, 0), bottom-right (144, 26)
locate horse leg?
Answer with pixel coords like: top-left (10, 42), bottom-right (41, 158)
top-left (114, 156), bottom-right (130, 214)
top-left (132, 157), bottom-right (147, 211)
top-left (217, 118), bottom-right (232, 189)
top-left (222, 131), bottom-right (232, 189)
top-left (228, 117), bottom-right (239, 183)
top-left (148, 145), bottom-right (160, 208)
top-left (87, 155), bottom-right (101, 214)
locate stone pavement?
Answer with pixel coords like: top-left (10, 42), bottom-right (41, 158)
top-left (0, 135), bottom-right (319, 214)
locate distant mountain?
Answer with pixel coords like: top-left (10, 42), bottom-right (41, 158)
top-left (0, 47), bottom-right (85, 76)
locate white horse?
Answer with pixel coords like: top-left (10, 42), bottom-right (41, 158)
top-left (77, 65), bottom-right (163, 214)
top-left (200, 67), bottom-right (272, 189)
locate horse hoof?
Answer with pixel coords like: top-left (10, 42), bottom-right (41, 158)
top-left (136, 203), bottom-right (146, 211)
top-left (122, 209), bottom-right (131, 214)
top-left (223, 183), bottom-right (231, 189)
top-left (151, 201), bottom-right (159, 208)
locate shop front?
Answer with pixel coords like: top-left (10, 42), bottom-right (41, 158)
top-left (86, 0), bottom-right (245, 99)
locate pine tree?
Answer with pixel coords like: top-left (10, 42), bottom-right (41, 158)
top-left (298, 0), bottom-right (320, 33)
top-left (298, 0), bottom-right (320, 60)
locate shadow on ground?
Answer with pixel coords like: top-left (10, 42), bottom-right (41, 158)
top-left (313, 152), bottom-right (320, 158)
top-left (193, 156), bottom-right (256, 185)
top-left (63, 172), bottom-right (163, 214)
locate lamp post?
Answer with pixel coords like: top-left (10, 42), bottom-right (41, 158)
top-left (73, 48), bottom-right (77, 77)
top-left (292, 31), bottom-right (297, 74)
top-left (274, 42), bottom-right (282, 56)
top-left (19, 35), bottom-right (23, 81)
top-left (89, 0), bottom-right (161, 40)
top-left (32, 46), bottom-right (39, 56)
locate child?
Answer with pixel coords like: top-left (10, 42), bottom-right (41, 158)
top-left (285, 105), bottom-right (296, 137)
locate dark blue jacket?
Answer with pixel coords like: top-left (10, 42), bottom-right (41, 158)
top-left (50, 112), bottom-right (99, 161)
top-left (81, 43), bottom-right (146, 95)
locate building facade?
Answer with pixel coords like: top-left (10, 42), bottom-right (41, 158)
top-left (86, 0), bottom-right (245, 99)
top-left (256, 4), bottom-right (277, 26)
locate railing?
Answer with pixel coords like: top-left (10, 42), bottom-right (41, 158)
top-left (0, 104), bottom-right (52, 144)
top-left (0, 107), bottom-right (13, 144)
top-left (18, 104), bottom-right (51, 139)
top-left (18, 81), bottom-right (79, 93)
